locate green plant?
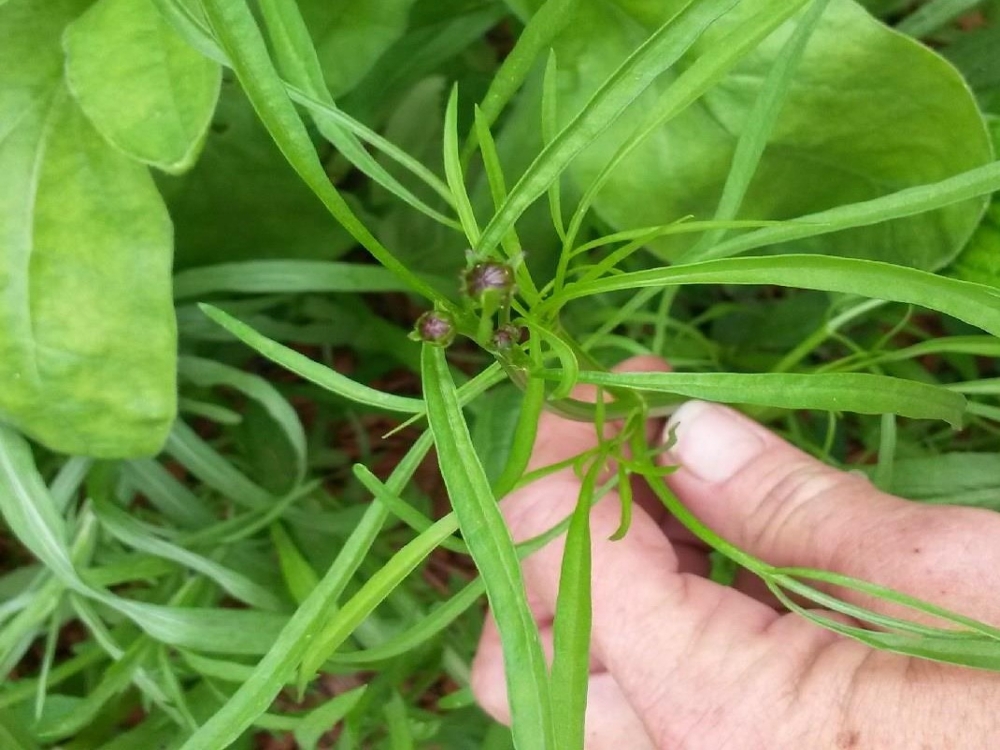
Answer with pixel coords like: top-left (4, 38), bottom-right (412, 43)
top-left (1, 0), bottom-right (1000, 747)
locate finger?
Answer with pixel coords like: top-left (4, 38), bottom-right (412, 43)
top-left (662, 401), bottom-right (1000, 624)
top-left (500, 370), bottom-right (854, 746)
top-left (472, 618), bottom-right (654, 749)
top-left (503, 440), bottom-right (789, 741)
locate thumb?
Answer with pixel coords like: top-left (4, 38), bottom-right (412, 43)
top-left (662, 401), bottom-right (1000, 624)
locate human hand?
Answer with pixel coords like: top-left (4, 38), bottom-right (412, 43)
top-left (472, 357), bottom-right (1000, 749)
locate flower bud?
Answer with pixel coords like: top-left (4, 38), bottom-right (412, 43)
top-left (410, 311), bottom-right (456, 347)
top-left (462, 261), bottom-right (515, 307)
top-left (490, 324), bottom-right (522, 351)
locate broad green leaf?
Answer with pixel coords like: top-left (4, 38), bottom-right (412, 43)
top-left (541, 0), bottom-right (993, 270)
top-left (0, 0), bottom-right (177, 457)
top-left (942, 23), bottom-right (1000, 110)
top-left (159, 83), bottom-right (355, 268)
top-left (564, 370), bottom-right (966, 427)
top-left (950, 201), bottom-right (1000, 289)
top-left (422, 345), bottom-right (554, 750)
top-left (63, 0), bottom-right (221, 173)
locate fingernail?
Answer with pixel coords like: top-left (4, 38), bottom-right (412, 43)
top-left (663, 401), bottom-right (766, 483)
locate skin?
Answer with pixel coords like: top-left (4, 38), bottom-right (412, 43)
top-left (471, 356), bottom-right (1000, 748)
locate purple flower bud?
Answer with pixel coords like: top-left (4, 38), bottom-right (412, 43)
top-left (410, 311), bottom-right (456, 347)
top-left (491, 324), bottom-right (522, 350)
top-left (462, 261), bottom-right (515, 306)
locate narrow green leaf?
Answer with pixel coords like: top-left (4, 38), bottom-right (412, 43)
top-left (179, 354), bottom-right (307, 482)
top-left (476, 0), bottom-right (739, 258)
top-left (270, 524), bottom-right (319, 605)
top-left (560, 254), bottom-right (1000, 340)
top-left (550, 462), bottom-right (596, 750)
top-left (542, 51), bottom-right (565, 240)
top-left (177, 429), bottom-right (436, 750)
top-left (93, 498), bottom-right (283, 611)
top-left (164, 420), bottom-right (274, 509)
top-left (897, 0), bottom-right (984, 37)
top-left (173, 260), bottom-right (410, 299)
top-left (0, 425), bottom-right (290, 655)
top-left (422, 345), bottom-right (554, 750)
top-left (293, 686), bottom-right (367, 750)
top-left (492, 372), bottom-right (547, 499)
top-left (257, 0), bottom-right (456, 225)
top-left (444, 85), bottom-right (482, 245)
top-left (120, 459), bottom-right (217, 529)
top-left (200, 304), bottom-right (426, 413)
top-left (199, 0), bottom-right (443, 303)
top-left (297, 504), bottom-right (461, 679)
top-left (686, 0), bottom-right (831, 258)
top-left (471, 0), bottom-right (579, 144)
top-left (563, 0), bottom-right (810, 251)
top-left (353, 465), bottom-right (468, 555)
top-left (563, 370), bottom-right (965, 427)
top-left (692, 160), bottom-right (1000, 263)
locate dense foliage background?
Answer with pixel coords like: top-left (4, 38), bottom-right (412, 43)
top-left (0, 0), bottom-right (999, 747)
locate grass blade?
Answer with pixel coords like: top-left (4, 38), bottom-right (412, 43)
top-left (422, 345), bottom-right (554, 750)
top-left (179, 355), bottom-right (307, 483)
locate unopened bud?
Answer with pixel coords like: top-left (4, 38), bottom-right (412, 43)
top-left (462, 261), bottom-right (515, 307)
top-left (410, 311), bottom-right (456, 347)
top-left (491, 324), bottom-right (522, 350)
